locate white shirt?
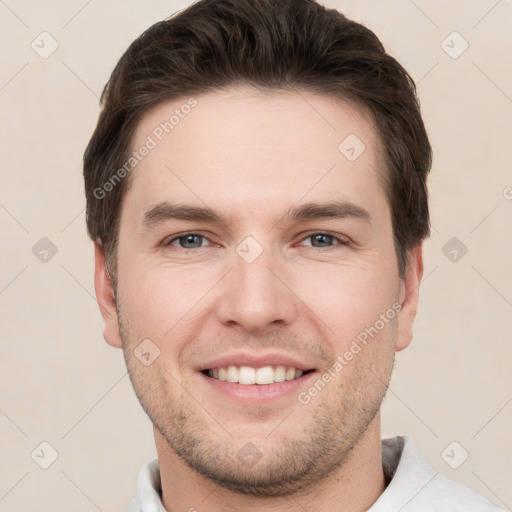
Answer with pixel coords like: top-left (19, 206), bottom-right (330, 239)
top-left (123, 436), bottom-right (504, 511)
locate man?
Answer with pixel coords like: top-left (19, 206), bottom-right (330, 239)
top-left (83, 0), bottom-right (504, 510)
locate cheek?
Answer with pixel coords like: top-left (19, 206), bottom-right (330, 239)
top-left (291, 261), bottom-right (398, 345)
top-left (117, 259), bottom-right (217, 346)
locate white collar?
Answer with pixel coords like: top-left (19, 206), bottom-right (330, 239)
top-left (126, 436), bottom-right (502, 511)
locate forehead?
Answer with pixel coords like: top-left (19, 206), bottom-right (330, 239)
top-left (123, 87), bottom-right (388, 227)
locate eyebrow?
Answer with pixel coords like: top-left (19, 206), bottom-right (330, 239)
top-left (141, 200), bottom-right (371, 231)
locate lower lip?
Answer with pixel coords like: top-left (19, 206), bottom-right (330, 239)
top-left (197, 371), bottom-right (318, 404)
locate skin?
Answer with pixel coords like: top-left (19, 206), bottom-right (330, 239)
top-left (94, 86), bottom-right (423, 512)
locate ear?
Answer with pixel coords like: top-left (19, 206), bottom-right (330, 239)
top-left (396, 243), bottom-right (424, 352)
top-left (94, 242), bottom-right (122, 348)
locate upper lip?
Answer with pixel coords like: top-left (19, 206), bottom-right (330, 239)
top-left (198, 351), bottom-right (317, 371)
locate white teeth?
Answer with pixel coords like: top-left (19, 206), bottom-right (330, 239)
top-left (285, 367), bottom-right (296, 381)
top-left (206, 364), bottom-right (309, 385)
top-left (274, 365), bottom-right (286, 383)
top-left (226, 365), bottom-right (238, 383)
top-left (256, 366), bottom-right (274, 385)
top-left (239, 366), bottom-right (256, 385)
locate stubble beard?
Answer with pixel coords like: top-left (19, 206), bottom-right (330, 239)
top-left (118, 309), bottom-right (394, 497)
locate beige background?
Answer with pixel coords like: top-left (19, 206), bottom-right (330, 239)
top-left (1, 0), bottom-right (511, 510)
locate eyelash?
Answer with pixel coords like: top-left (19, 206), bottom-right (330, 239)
top-left (163, 231), bottom-right (350, 250)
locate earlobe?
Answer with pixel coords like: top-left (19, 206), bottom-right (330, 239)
top-left (93, 242), bottom-right (123, 348)
top-left (396, 244), bottom-right (424, 352)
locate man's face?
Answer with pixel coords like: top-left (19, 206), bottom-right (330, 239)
top-left (97, 87), bottom-right (420, 496)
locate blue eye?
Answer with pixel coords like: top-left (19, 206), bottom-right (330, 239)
top-left (163, 231), bottom-right (348, 251)
top-left (167, 233), bottom-right (207, 249)
top-left (309, 233), bottom-right (334, 247)
top-left (299, 233), bottom-right (348, 248)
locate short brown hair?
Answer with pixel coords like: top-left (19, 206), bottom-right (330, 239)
top-left (84, 0), bottom-right (431, 286)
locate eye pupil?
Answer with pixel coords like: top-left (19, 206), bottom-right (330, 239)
top-left (180, 234), bottom-right (203, 248)
top-left (311, 234), bottom-right (333, 247)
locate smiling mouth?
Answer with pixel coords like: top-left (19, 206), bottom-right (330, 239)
top-left (201, 365), bottom-right (315, 385)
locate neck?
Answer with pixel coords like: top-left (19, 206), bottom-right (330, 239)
top-left (155, 414), bottom-right (386, 512)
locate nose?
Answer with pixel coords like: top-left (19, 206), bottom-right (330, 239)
top-left (215, 246), bottom-right (299, 334)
